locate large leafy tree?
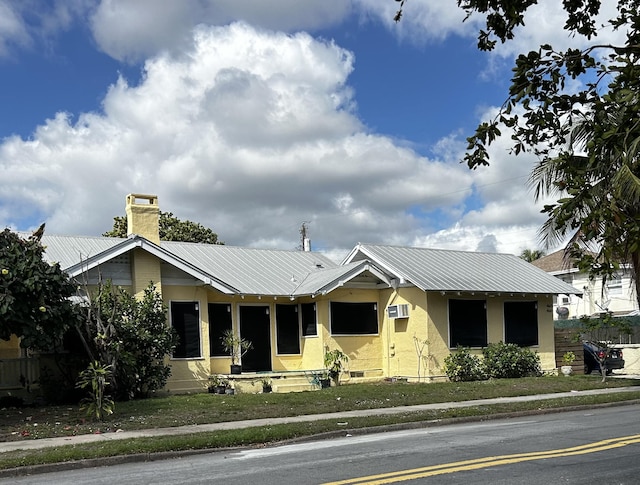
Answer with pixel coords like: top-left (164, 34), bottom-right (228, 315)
top-left (103, 211), bottom-right (224, 244)
top-left (0, 228), bottom-right (78, 350)
top-left (397, 2), bottom-right (640, 307)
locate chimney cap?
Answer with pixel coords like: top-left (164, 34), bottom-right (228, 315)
top-left (126, 193), bottom-right (158, 206)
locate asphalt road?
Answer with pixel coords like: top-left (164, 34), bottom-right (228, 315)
top-left (5, 404), bottom-right (640, 484)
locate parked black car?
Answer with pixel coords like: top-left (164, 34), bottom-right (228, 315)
top-left (583, 341), bottom-right (624, 375)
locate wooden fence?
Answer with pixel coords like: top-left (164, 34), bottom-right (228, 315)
top-left (0, 358), bottom-right (40, 390)
top-left (554, 329), bottom-right (584, 374)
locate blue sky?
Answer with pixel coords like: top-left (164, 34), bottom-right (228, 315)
top-left (0, 1), bottom-right (623, 261)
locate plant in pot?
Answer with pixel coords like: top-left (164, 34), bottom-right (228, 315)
top-left (221, 329), bottom-right (253, 374)
top-left (561, 351), bottom-right (576, 376)
top-left (208, 375), bottom-right (227, 394)
top-left (261, 377), bottom-right (273, 393)
top-left (324, 348), bottom-right (349, 386)
top-left (318, 371), bottom-right (331, 389)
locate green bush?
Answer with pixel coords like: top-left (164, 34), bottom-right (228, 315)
top-left (482, 342), bottom-right (541, 379)
top-left (78, 281), bottom-right (178, 401)
top-left (443, 347), bottom-right (486, 382)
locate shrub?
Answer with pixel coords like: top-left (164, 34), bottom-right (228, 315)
top-left (78, 281), bottom-right (178, 400)
top-left (443, 347), bottom-right (486, 382)
top-left (482, 342), bottom-right (541, 379)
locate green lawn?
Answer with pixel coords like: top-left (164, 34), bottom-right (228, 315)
top-left (2, 375), bottom-right (639, 442)
top-left (1, 376), bottom-right (640, 472)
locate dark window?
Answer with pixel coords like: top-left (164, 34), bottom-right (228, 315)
top-left (301, 303), bottom-right (317, 336)
top-left (276, 304), bottom-right (300, 354)
top-left (209, 303), bottom-right (232, 357)
top-left (330, 302), bottom-right (378, 335)
top-left (449, 299), bottom-right (487, 348)
top-left (504, 301), bottom-right (538, 346)
top-left (171, 301), bottom-right (200, 358)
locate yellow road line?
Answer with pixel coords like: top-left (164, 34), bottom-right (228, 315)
top-left (323, 434), bottom-right (640, 485)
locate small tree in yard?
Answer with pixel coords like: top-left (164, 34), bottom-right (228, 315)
top-left (324, 348), bottom-right (349, 386)
top-left (76, 280), bottom-right (178, 401)
top-left (76, 361), bottom-right (115, 421)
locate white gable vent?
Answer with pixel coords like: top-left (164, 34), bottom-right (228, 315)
top-left (387, 304), bottom-right (409, 319)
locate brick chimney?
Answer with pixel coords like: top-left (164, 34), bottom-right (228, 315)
top-left (125, 193), bottom-right (160, 244)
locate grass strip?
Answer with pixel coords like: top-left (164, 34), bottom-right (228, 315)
top-left (1, 389), bottom-right (639, 472)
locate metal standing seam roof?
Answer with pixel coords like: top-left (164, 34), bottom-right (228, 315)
top-left (38, 234), bottom-right (393, 297)
top-left (162, 241), bottom-right (339, 296)
top-left (36, 235), bottom-right (578, 297)
top-left (36, 234), bottom-right (126, 270)
top-left (345, 244), bottom-right (582, 295)
top-left (291, 260), bottom-right (390, 297)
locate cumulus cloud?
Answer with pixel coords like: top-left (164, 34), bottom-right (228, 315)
top-left (0, 0), bottom-right (607, 259)
top-left (0, 0), bottom-right (32, 56)
top-left (0, 22), bottom-right (476, 257)
top-left (89, 0), bottom-right (352, 62)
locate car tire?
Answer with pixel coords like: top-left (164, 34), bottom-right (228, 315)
top-left (584, 364), bottom-right (592, 374)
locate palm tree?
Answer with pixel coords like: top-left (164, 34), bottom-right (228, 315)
top-left (520, 249), bottom-right (545, 262)
top-left (529, 88), bottom-right (640, 309)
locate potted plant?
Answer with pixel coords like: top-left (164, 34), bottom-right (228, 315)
top-left (319, 371), bottom-right (331, 389)
top-left (208, 375), bottom-right (227, 394)
top-left (261, 377), bottom-right (273, 393)
top-left (221, 329), bottom-right (253, 374)
top-left (561, 351), bottom-right (575, 376)
top-left (324, 348), bottom-right (349, 386)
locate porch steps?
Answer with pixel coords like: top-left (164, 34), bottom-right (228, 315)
top-left (227, 369), bottom-right (385, 394)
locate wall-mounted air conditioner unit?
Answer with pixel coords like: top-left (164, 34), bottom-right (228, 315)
top-left (387, 304), bottom-right (409, 319)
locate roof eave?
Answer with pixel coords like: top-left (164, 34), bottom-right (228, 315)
top-left (67, 236), bottom-right (238, 295)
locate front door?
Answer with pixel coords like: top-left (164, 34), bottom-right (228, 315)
top-left (239, 305), bottom-right (272, 372)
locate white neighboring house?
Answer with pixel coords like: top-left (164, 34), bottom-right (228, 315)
top-left (531, 250), bottom-right (639, 319)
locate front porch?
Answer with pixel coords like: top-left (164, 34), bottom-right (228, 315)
top-left (213, 368), bottom-right (385, 394)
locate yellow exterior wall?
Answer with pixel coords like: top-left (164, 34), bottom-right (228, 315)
top-left (422, 293), bottom-right (557, 378)
top-left (130, 248), bottom-right (162, 297)
top-left (0, 335), bottom-right (21, 359)
top-left (67, 237), bottom-right (560, 391)
top-left (534, 295), bottom-right (557, 371)
top-left (272, 297), bottom-right (325, 372)
top-left (317, 288), bottom-right (385, 376)
top-left (383, 287), bottom-right (430, 379)
top-left (163, 285), bottom-right (211, 393)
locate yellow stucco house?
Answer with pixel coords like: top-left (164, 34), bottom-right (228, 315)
top-left (2, 194), bottom-right (580, 393)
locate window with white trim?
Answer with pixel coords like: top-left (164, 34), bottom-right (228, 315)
top-left (504, 301), bottom-right (538, 347)
top-left (449, 299), bottom-right (487, 348)
top-left (301, 302), bottom-right (317, 337)
top-left (209, 303), bottom-right (232, 357)
top-left (330, 302), bottom-right (378, 335)
top-left (171, 301), bottom-right (200, 358)
top-left (276, 304), bottom-right (300, 354)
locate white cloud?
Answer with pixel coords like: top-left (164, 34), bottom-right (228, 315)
top-left (0, 23), bottom-right (477, 256)
top-left (0, 0), bottom-right (32, 56)
top-left (90, 0), bottom-right (352, 62)
top-left (1, 1), bottom-right (605, 259)
top-left (357, 0), bottom-right (628, 66)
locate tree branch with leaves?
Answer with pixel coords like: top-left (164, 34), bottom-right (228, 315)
top-left (395, 1), bottom-right (640, 308)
